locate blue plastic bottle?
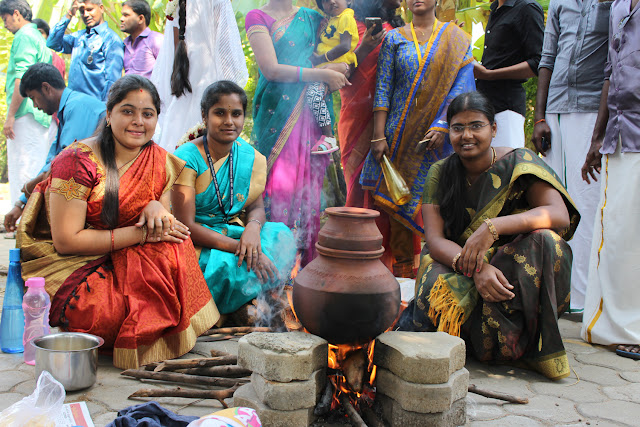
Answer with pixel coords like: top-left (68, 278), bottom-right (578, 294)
top-left (0, 248), bottom-right (25, 353)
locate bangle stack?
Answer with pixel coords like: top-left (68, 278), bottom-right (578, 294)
top-left (452, 252), bottom-right (461, 273)
top-left (371, 137), bottom-right (386, 144)
top-left (139, 224), bottom-right (148, 246)
top-left (484, 218), bottom-right (499, 241)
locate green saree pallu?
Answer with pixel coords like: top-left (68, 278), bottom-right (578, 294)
top-left (413, 148), bottom-right (580, 380)
top-left (174, 140), bottom-right (297, 315)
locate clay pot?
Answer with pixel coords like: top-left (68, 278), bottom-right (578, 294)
top-left (317, 207), bottom-right (383, 252)
top-left (293, 208), bottom-right (400, 345)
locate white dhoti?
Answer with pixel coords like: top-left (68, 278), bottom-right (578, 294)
top-left (544, 112), bottom-right (600, 310)
top-left (581, 140), bottom-right (640, 346)
top-left (491, 110), bottom-right (525, 149)
top-left (7, 114), bottom-right (50, 205)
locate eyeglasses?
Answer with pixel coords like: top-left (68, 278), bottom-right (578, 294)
top-left (450, 122), bottom-right (491, 134)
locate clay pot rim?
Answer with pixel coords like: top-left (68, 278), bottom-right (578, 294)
top-left (324, 207), bottom-right (380, 219)
top-left (316, 242), bottom-right (384, 259)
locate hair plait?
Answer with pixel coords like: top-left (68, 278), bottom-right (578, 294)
top-left (170, 0), bottom-right (191, 97)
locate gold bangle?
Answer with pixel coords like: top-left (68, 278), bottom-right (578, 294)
top-left (139, 224), bottom-right (148, 246)
top-left (452, 252), bottom-right (461, 273)
top-left (371, 137), bottom-right (387, 143)
top-left (484, 218), bottom-right (499, 241)
top-left (324, 52), bottom-right (330, 62)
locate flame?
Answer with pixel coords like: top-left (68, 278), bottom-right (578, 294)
top-left (290, 254), bottom-right (302, 279)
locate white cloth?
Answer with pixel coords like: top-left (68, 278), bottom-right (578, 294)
top-left (151, 0), bottom-right (249, 153)
top-left (543, 112), bottom-right (600, 310)
top-left (492, 110), bottom-right (525, 149)
top-left (7, 114), bottom-right (51, 205)
top-left (581, 139), bottom-right (640, 346)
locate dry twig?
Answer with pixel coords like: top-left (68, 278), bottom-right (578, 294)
top-left (121, 369), bottom-right (248, 388)
top-left (339, 394), bottom-right (368, 427)
top-left (468, 384), bottom-right (529, 404)
top-left (153, 355), bottom-right (237, 372)
top-left (202, 326), bottom-right (271, 336)
top-left (129, 385), bottom-right (239, 408)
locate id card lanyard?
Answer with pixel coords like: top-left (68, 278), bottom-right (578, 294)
top-left (203, 134), bottom-right (233, 222)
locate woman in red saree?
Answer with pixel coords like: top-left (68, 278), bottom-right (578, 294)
top-left (17, 75), bottom-right (219, 370)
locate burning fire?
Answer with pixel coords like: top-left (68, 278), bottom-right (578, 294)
top-left (326, 342), bottom-right (377, 411)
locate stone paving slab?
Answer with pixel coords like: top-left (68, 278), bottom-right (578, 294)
top-left (0, 235), bottom-right (639, 425)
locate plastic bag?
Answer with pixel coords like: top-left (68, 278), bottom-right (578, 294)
top-left (0, 371), bottom-right (65, 427)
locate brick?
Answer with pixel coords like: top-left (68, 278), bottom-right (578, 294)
top-left (238, 332), bottom-right (328, 382)
top-left (379, 394), bottom-right (466, 426)
top-left (374, 331), bottom-right (465, 384)
top-left (251, 369), bottom-right (326, 411)
top-left (377, 368), bottom-right (468, 413)
top-left (233, 384), bottom-right (316, 427)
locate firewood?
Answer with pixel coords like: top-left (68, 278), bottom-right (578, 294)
top-left (202, 326), bottom-right (272, 336)
top-left (343, 350), bottom-right (366, 393)
top-left (468, 384), bottom-right (529, 404)
top-left (197, 335), bottom-right (237, 342)
top-left (178, 365), bottom-right (252, 378)
top-left (314, 380), bottom-right (334, 416)
top-left (128, 385), bottom-right (239, 408)
top-left (152, 355), bottom-right (237, 372)
top-left (121, 369), bottom-right (248, 388)
top-left (361, 407), bottom-right (385, 427)
top-left (339, 394), bottom-right (368, 427)
top-left (210, 349), bottom-right (234, 358)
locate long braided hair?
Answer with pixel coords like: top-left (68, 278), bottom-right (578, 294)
top-left (170, 0), bottom-right (191, 97)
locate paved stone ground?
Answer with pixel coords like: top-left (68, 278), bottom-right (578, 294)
top-left (0, 232), bottom-right (639, 425)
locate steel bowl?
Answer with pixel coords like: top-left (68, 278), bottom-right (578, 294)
top-left (33, 332), bottom-right (104, 391)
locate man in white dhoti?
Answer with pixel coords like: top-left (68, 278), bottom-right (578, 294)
top-left (581, 0), bottom-right (640, 360)
top-left (0, 0), bottom-right (52, 207)
top-left (532, 0), bottom-right (612, 312)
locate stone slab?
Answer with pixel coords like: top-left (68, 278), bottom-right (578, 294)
top-left (238, 332), bottom-right (328, 382)
top-left (233, 384), bottom-right (316, 427)
top-left (377, 367), bottom-right (468, 413)
top-left (252, 368), bottom-right (325, 411)
top-left (374, 331), bottom-right (465, 384)
top-left (379, 394), bottom-right (466, 426)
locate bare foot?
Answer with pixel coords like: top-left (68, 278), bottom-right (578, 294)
top-left (617, 344), bottom-right (640, 354)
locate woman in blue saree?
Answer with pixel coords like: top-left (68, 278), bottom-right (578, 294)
top-left (245, 1), bottom-right (350, 266)
top-left (361, 0), bottom-right (475, 277)
top-left (172, 81), bottom-right (296, 315)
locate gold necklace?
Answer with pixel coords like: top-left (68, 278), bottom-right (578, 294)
top-left (465, 147), bottom-right (497, 187)
top-left (117, 147), bottom-right (144, 172)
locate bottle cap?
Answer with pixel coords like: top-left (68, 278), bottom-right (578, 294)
top-left (26, 277), bottom-right (45, 288)
top-left (9, 248), bottom-right (20, 262)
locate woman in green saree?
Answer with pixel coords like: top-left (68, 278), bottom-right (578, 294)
top-left (410, 92), bottom-right (580, 380)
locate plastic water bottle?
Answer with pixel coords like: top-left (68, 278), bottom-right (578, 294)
top-left (22, 277), bottom-right (50, 365)
top-left (0, 249), bottom-right (25, 353)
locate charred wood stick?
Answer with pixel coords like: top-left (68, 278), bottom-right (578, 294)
top-left (121, 369), bottom-right (248, 388)
top-left (314, 380), bottom-right (334, 416)
top-left (128, 385), bottom-right (239, 406)
top-left (468, 384), bottom-right (529, 404)
top-left (210, 349), bottom-right (234, 358)
top-left (202, 326), bottom-right (272, 336)
top-left (153, 355), bottom-right (237, 372)
top-left (197, 335), bottom-right (237, 342)
top-left (178, 365), bottom-right (252, 378)
top-left (339, 394), bottom-right (368, 427)
top-left (361, 407), bottom-right (385, 427)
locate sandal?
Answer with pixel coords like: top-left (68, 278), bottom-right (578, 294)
top-left (311, 136), bottom-right (339, 155)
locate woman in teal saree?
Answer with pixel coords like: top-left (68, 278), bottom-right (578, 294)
top-left (409, 92), bottom-right (580, 380)
top-left (172, 81), bottom-right (296, 315)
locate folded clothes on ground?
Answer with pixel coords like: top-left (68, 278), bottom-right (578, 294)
top-left (107, 401), bottom-right (199, 427)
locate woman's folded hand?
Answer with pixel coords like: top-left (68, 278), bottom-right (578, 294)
top-left (253, 256), bottom-right (279, 284)
top-left (236, 223), bottom-right (262, 271)
top-left (473, 264), bottom-right (515, 302)
top-left (157, 220), bottom-right (190, 243)
top-left (137, 200), bottom-right (177, 241)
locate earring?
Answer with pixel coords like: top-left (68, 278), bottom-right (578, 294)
top-left (106, 120), bottom-right (111, 127)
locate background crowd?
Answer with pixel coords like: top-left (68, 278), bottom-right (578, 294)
top-left (0, 0), bottom-right (637, 371)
